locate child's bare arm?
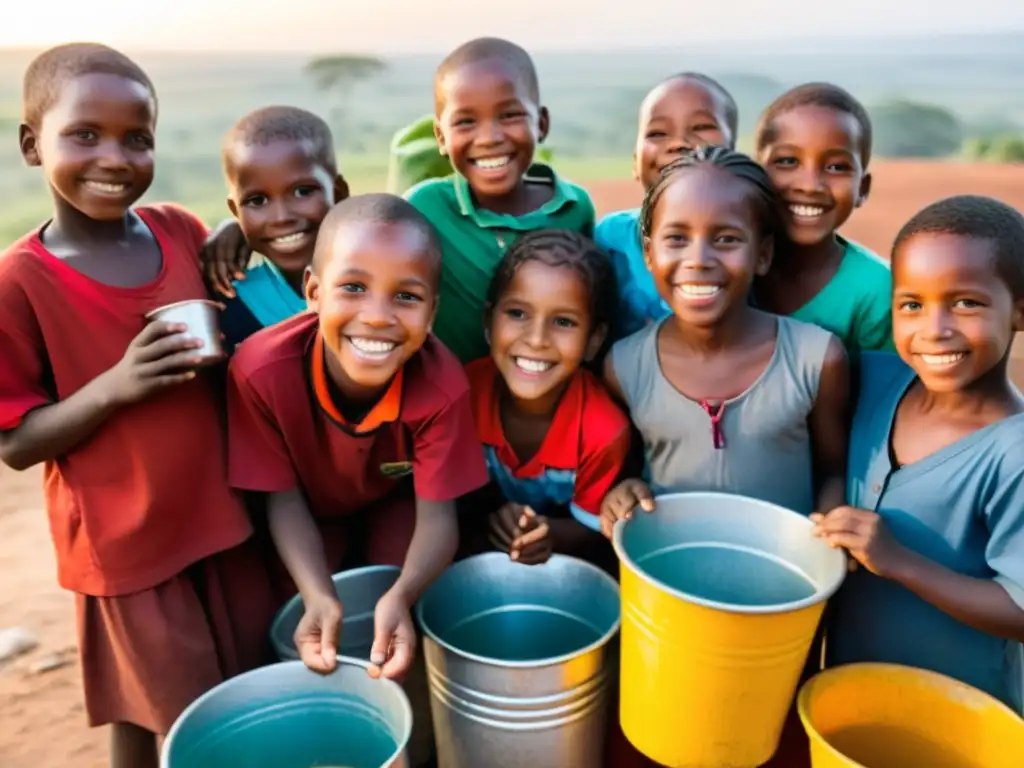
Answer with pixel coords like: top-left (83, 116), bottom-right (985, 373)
top-left (393, 497), bottom-right (459, 605)
top-left (808, 336), bottom-right (850, 513)
top-left (267, 488), bottom-right (335, 602)
top-left (814, 505), bottom-right (1024, 641)
top-left (0, 321), bottom-right (203, 470)
top-left (602, 352), bottom-right (626, 403)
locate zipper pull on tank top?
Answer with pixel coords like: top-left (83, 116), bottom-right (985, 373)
top-left (700, 399), bottom-right (726, 450)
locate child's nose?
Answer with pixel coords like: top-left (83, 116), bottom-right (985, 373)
top-left (95, 139), bottom-right (130, 170)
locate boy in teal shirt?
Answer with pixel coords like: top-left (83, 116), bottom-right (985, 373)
top-left (755, 82), bottom-right (893, 352)
top-left (405, 37), bottom-right (595, 363)
top-left (816, 196), bottom-right (1024, 712)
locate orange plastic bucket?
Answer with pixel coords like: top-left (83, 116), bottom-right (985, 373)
top-left (798, 663), bottom-right (1024, 768)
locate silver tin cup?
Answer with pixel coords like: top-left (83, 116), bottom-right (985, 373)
top-left (145, 299), bottom-right (225, 366)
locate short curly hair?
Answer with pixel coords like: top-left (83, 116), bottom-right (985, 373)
top-left (756, 82), bottom-right (872, 166)
top-left (434, 37), bottom-right (539, 106)
top-left (222, 105), bottom-right (337, 177)
top-left (893, 194), bottom-right (1024, 300)
top-left (22, 43), bottom-right (156, 129)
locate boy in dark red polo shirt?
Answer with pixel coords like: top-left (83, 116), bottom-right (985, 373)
top-left (227, 193), bottom-right (487, 679)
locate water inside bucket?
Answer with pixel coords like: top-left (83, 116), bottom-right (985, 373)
top-left (442, 606), bottom-right (602, 661)
top-left (638, 543), bottom-right (817, 606)
top-left (171, 695), bottom-right (397, 768)
top-left (823, 724), bottom-right (976, 768)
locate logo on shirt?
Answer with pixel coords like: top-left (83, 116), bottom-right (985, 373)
top-left (380, 461), bottom-right (413, 478)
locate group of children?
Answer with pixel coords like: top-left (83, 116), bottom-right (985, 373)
top-left (0, 32), bottom-right (1022, 768)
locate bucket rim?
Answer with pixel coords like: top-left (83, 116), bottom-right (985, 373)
top-left (269, 564), bottom-right (402, 661)
top-left (159, 657), bottom-right (413, 768)
top-left (414, 552), bottom-right (621, 669)
top-left (796, 662), bottom-right (1024, 767)
top-left (611, 491), bottom-right (847, 614)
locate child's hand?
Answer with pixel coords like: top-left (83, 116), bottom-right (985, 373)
top-left (368, 588), bottom-right (416, 681)
top-left (509, 508), bottom-right (552, 565)
top-left (104, 321), bottom-right (207, 405)
top-left (294, 593), bottom-right (342, 674)
top-left (599, 479), bottom-right (655, 538)
top-left (488, 502), bottom-right (529, 553)
top-left (810, 506), bottom-right (909, 578)
top-left (201, 219), bottom-right (251, 298)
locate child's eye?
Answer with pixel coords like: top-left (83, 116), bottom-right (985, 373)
top-left (953, 298), bottom-right (983, 309)
top-left (242, 194), bottom-right (268, 208)
top-left (504, 308), bottom-right (526, 320)
top-left (716, 234), bottom-right (743, 245)
top-left (396, 291), bottom-right (422, 303)
top-left (825, 162), bottom-right (853, 173)
top-left (74, 129), bottom-right (97, 141)
top-left (501, 110), bottom-right (526, 121)
top-left (294, 186), bottom-right (320, 198)
top-left (772, 157), bottom-right (797, 168)
top-left (340, 282), bottom-right (366, 293)
top-left (693, 124), bottom-right (719, 133)
top-left (898, 300), bottom-right (921, 312)
top-left (127, 132), bottom-right (153, 149)
top-left (664, 233), bottom-right (688, 245)
top-left (553, 317), bottom-right (578, 329)
top-left (645, 130), bottom-right (667, 139)
top-left (454, 117), bottom-right (474, 128)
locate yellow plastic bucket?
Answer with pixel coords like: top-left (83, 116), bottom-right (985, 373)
top-left (612, 492), bottom-right (847, 767)
top-left (798, 663), bottom-right (1024, 768)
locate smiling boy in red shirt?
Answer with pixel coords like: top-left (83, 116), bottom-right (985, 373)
top-left (227, 193), bottom-right (487, 678)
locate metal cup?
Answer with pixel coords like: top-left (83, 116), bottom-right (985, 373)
top-left (145, 299), bottom-right (225, 366)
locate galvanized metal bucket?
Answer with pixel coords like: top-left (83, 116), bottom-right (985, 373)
top-left (415, 552), bottom-right (621, 768)
top-left (161, 658), bottom-right (412, 767)
top-left (613, 492), bottom-right (847, 767)
top-left (269, 565), bottom-right (435, 767)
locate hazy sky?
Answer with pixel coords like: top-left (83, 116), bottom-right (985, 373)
top-left (4, 1), bottom-right (1024, 53)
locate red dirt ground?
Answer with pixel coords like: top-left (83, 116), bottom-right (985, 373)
top-left (2, 160), bottom-right (1024, 768)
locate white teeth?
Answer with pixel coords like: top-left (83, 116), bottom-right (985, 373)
top-left (678, 284), bottom-right (722, 298)
top-left (272, 232), bottom-right (306, 245)
top-left (789, 204), bottom-right (826, 218)
top-left (474, 156), bottom-right (511, 169)
top-left (84, 181), bottom-right (127, 194)
top-left (920, 352), bottom-right (966, 367)
top-left (349, 337), bottom-right (397, 358)
top-left (514, 357), bottom-right (554, 373)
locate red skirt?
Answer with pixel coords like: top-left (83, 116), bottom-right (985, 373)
top-left (76, 557), bottom-right (233, 735)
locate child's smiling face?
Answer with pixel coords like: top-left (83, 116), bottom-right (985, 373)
top-left (226, 138), bottom-right (347, 279)
top-left (893, 232), bottom-right (1024, 393)
top-left (22, 72), bottom-right (156, 221)
top-left (758, 104), bottom-right (870, 248)
top-left (645, 166), bottom-right (772, 329)
top-left (488, 259), bottom-right (601, 414)
top-left (305, 219), bottom-right (439, 401)
top-left (434, 58), bottom-right (549, 205)
top-left (634, 78), bottom-right (734, 191)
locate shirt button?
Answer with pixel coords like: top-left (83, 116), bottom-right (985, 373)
top-left (871, 482), bottom-right (882, 493)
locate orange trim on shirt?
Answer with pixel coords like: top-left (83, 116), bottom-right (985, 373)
top-left (311, 337), bottom-right (403, 433)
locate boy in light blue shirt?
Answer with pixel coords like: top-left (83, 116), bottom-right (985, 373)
top-left (814, 195), bottom-right (1024, 712)
top-left (594, 73), bottom-right (738, 340)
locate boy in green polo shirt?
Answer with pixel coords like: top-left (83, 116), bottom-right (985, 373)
top-left (405, 37), bottom-right (596, 363)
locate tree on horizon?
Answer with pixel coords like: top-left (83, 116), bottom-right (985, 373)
top-left (305, 54), bottom-right (388, 150)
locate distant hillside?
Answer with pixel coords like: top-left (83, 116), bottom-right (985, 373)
top-left (0, 31), bottom-right (1021, 240)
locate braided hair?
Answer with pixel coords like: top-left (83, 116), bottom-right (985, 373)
top-left (486, 229), bottom-right (617, 332)
top-left (639, 145), bottom-right (782, 242)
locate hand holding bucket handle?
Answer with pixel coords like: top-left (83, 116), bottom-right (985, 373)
top-left (600, 478), bottom-right (656, 539)
top-left (368, 588), bottom-right (417, 682)
top-left (294, 593), bottom-right (343, 674)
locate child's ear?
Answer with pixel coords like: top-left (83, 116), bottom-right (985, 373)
top-left (20, 124), bottom-right (40, 167)
top-left (856, 171), bottom-right (872, 208)
top-left (642, 235), bottom-right (654, 270)
top-left (433, 119), bottom-right (447, 156)
top-left (585, 322), bottom-right (609, 362)
top-left (537, 106), bottom-right (551, 144)
top-left (755, 235), bottom-right (774, 277)
top-left (303, 267), bottom-right (319, 310)
top-left (482, 304), bottom-right (493, 346)
top-left (226, 196), bottom-right (239, 218)
top-left (333, 174), bottom-right (350, 204)
top-left (1012, 297), bottom-right (1024, 333)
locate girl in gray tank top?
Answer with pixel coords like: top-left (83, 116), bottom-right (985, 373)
top-left (598, 146), bottom-right (850, 535)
